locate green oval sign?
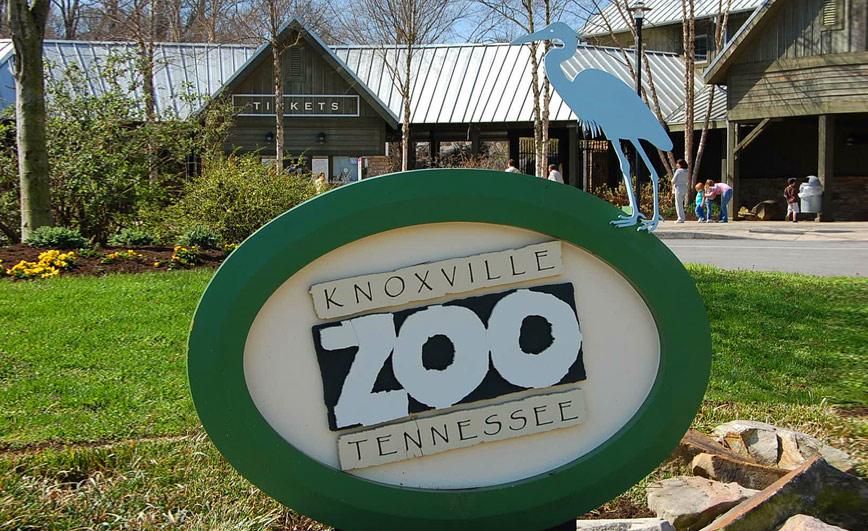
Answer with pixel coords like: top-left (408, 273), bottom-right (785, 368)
top-left (188, 169), bottom-right (711, 530)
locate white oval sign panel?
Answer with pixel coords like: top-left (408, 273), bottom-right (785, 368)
top-left (188, 169), bottom-right (711, 530)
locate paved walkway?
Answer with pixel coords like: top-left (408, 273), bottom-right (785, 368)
top-left (654, 221), bottom-right (868, 242)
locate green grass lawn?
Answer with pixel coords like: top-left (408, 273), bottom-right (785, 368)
top-left (1, 267), bottom-right (866, 528)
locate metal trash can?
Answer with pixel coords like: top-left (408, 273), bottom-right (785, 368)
top-left (799, 176), bottom-right (823, 213)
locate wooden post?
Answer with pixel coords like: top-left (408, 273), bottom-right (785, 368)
top-left (567, 124), bottom-right (579, 187)
top-left (469, 127), bottom-right (480, 156)
top-left (431, 135), bottom-right (440, 168)
top-left (818, 114), bottom-right (835, 221)
top-left (725, 120), bottom-right (740, 221)
top-left (407, 140), bottom-right (417, 170)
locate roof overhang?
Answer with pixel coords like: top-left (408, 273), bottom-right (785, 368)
top-left (703, 0), bottom-right (779, 84)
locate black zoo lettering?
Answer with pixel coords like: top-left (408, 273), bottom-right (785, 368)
top-left (313, 283), bottom-right (585, 431)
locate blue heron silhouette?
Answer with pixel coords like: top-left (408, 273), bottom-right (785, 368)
top-left (512, 22), bottom-right (673, 232)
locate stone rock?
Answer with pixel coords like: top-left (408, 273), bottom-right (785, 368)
top-left (776, 514), bottom-right (848, 531)
top-left (776, 430), bottom-right (854, 473)
top-left (713, 420), bottom-right (780, 466)
top-left (574, 518), bottom-right (675, 531)
top-left (646, 476), bottom-right (758, 530)
top-left (674, 429), bottom-right (750, 466)
top-left (701, 456), bottom-right (868, 531)
top-left (691, 453), bottom-right (789, 490)
top-left (712, 421), bottom-right (854, 472)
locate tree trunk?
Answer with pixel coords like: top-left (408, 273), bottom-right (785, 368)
top-left (272, 42), bottom-right (284, 170)
top-left (540, 0), bottom-right (552, 178)
top-left (401, 43), bottom-right (412, 171)
top-left (9, 0), bottom-right (52, 239)
top-left (681, 0), bottom-right (696, 182)
top-left (693, 3), bottom-right (730, 187)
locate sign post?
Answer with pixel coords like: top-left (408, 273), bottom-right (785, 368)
top-left (188, 169), bottom-right (711, 530)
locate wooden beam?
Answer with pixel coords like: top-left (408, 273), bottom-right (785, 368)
top-left (818, 115), bottom-right (835, 221)
top-left (726, 120), bottom-right (740, 220)
top-left (734, 118), bottom-right (771, 155)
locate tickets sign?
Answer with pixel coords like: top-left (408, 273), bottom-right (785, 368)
top-left (188, 169), bottom-right (711, 530)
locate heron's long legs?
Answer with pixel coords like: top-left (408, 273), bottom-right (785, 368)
top-left (610, 140), bottom-right (645, 228)
top-left (634, 141), bottom-right (661, 232)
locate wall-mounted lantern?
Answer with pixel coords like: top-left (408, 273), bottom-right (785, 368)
top-left (317, 132), bottom-right (327, 144)
top-left (265, 131), bottom-right (274, 142)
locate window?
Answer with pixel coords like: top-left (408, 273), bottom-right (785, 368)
top-left (185, 154), bottom-right (202, 177)
top-left (332, 156), bottom-right (359, 182)
top-left (694, 34), bottom-right (709, 62)
top-left (822, 0), bottom-right (844, 29)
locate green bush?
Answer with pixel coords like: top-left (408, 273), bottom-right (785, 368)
top-left (109, 227), bottom-right (157, 247)
top-left (178, 225), bottom-right (220, 250)
top-left (171, 154), bottom-right (317, 244)
top-left (0, 54), bottom-right (235, 244)
top-left (24, 226), bottom-right (88, 249)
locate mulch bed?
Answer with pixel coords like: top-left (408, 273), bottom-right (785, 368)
top-left (578, 495), bottom-right (655, 520)
top-left (0, 244), bottom-right (224, 278)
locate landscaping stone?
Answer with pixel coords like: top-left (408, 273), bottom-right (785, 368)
top-left (714, 420), bottom-right (780, 466)
top-left (646, 476), bottom-right (758, 530)
top-left (701, 457), bottom-right (868, 531)
top-left (712, 421), bottom-right (854, 472)
top-left (776, 430), bottom-right (853, 473)
top-left (691, 453), bottom-right (789, 490)
top-left (675, 429), bottom-right (750, 465)
top-left (574, 518), bottom-right (675, 530)
top-left (776, 514), bottom-right (848, 531)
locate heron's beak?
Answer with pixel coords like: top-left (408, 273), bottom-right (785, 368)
top-left (511, 29), bottom-right (548, 45)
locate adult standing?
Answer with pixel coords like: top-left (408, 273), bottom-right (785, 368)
top-left (705, 180), bottom-right (734, 222)
top-left (547, 164), bottom-right (564, 183)
top-left (505, 159), bottom-right (521, 173)
top-left (671, 159), bottom-right (689, 223)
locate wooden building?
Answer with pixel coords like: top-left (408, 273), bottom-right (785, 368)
top-left (704, 0), bottom-right (868, 220)
top-left (581, 0), bottom-right (761, 62)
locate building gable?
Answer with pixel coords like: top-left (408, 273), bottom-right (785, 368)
top-left (212, 19), bottom-right (398, 128)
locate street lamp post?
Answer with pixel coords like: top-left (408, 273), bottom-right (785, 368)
top-left (630, 0), bottom-right (651, 211)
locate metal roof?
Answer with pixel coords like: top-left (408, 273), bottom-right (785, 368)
top-left (0, 39), bottom-right (255, 118)
top-left (582, 0), bottom-right (763, 38)
top-left (333, 43), bottom-right (695, 125)
top-left (0, 35), bottom-right (710, 127)
top-left (665, 84), bottom-right (728, 130)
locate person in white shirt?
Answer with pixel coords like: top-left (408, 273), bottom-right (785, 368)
top-left (505, 159), bottom-right (521, 173)
top-left (671, 159), bottom-right (690, 223)
top-left (547, 164), bottom-right (564, 184)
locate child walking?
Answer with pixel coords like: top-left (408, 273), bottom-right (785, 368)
top-left (694, 182), bottom-right (708, 222)
top-left (784, 178), bottom-right (799, 223)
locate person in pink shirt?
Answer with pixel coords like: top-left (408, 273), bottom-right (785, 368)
top-left (704, 180), bottom-right (734, 222)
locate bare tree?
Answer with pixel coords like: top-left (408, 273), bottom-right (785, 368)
top-left (8, 0), bottom-right (53, 239)
top-left (691, 0), bottom-right (730, 185)
top-left (51, 0), bottom-right (83, 38)
top-left (230, 0), bottom-right (329, 168)
top-left (475, 0), bottom-right (549, 177)
top-left (576, 0), bottom-right (676, 178)
top-left (680, 0), bottom-right (696, 180)
top-left (345, 0), bottom-right (465, 171)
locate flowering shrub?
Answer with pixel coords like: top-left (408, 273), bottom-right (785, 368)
top-left (101, 249), bottom-right (145, 264)
top-left (6, 250), bottom-right (77, 279)
top-left (169, 245), bottom-right (202, 269)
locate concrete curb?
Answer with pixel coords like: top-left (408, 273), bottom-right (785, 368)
top-left (655, 231), bottom-right (748, 240)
